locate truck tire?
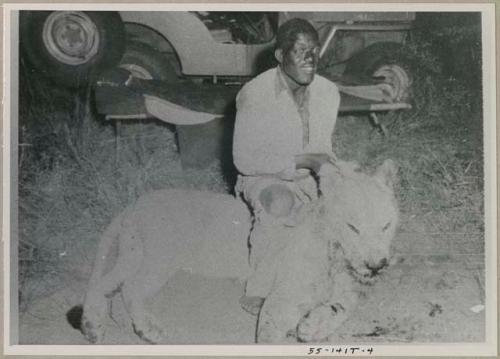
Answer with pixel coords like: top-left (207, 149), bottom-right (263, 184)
top-left (118, 42), bottom-right (180, 81)
top-left (344, 42), bottom-right (413, 102)
top-left (20, 11), bottom-right (125, 88)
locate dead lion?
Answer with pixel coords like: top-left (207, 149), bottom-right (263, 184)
top-left (81, 160), bottom-right (398, 343)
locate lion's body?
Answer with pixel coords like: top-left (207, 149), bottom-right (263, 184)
top-left (81, 161), bottom-right (399, 344)
top-left (98, 190), bottom-right (252, 281)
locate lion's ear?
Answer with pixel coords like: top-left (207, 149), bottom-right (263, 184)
top-left (374, 159), bottom-right (398, 189)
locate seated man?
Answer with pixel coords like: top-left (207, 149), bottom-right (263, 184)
top-left (233, 18), bottom-right (340, 314)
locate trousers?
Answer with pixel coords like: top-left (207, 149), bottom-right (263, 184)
top-left (235, 171), bottom-right (318, 297)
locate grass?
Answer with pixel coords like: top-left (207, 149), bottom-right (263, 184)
top-left (17, 65), bottom-right (230, 310)
top-left (17, 17), bottom-right (485, 311)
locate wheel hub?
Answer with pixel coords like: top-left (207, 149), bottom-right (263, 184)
top-left (373, 64), bottom-right (410, 102)
top-left (43, 11), bottom-right (100, 65)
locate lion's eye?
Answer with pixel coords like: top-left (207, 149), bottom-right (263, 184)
top-left (346, 223), bottom-right (360, 234)
top-left (382, 222), bottom-right (391, 232)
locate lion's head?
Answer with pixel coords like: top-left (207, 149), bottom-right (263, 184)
top-left (318, 159), bottom-right (399, 284)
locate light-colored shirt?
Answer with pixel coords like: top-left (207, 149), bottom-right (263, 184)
top-left (275, 66), bottom-right (311, 147)
top-left (233, 66), bottom-right (340, 177)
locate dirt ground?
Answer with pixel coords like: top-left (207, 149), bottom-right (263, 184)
top-left (19, 255), bottom-right (484, 345)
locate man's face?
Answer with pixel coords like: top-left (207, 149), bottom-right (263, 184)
top-left (278, 33), bottom-right (320, 90)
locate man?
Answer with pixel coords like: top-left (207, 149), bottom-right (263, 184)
top-left (233, 18), bottom-right (340, 314)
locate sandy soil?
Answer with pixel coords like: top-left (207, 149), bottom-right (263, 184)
top-left (19, 219), bottom-right (484, 345)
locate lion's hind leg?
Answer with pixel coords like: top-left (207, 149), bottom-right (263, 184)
top-left (82, 258), bottom-right (133, 343)
top-left (82, 233), bottom-right (142, 343)
top-left (121, 270), bottom-right (170, 344)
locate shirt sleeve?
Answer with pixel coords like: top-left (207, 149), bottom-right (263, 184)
top-left (232, 85), bottom-right (296, 177)
top-left (325, 83), bottom-right (340, 153)
top-left (304, 79), bottom-right (340, 156)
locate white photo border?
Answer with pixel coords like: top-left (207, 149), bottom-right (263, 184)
top-left (2, 2), bottom-right (497, 357)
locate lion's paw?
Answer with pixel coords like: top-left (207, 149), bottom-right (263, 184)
top-left (81, 315), bottom-right (105, 343)
top-left (297, 303), bottom-right (347, 343)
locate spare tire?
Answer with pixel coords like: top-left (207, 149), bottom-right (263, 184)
top-left (344, 42), bottom-right (413, 102)
top-left (20, 11), bottom-right (125, 88)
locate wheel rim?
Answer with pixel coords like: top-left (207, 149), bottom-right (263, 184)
top-left (373, 64), bottom-right (410, 102)
top-left (119, 63), bottom-right (154, 80)
top-left (42, 11), bottom-right (100, 66)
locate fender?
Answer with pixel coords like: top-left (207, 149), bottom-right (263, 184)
top-left (120, 12), bottom-right (274, 77)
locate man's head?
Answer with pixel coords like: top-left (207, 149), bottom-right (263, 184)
top-left (275, 18), bottom-right (320, 90)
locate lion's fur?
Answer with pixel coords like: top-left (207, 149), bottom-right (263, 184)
top-left (81, 160), bottom-right (399, 344)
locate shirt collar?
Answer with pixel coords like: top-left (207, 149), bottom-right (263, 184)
top-left (275, 65), bottom-right (291, 97)
top-left (274, 66), bottom-right (312, 107)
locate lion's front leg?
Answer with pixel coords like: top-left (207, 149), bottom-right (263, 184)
top-left (296, 302), bottom-right (350, 342)
top-left (256, 295), bottom-right (305, 343)
top-left (297, 273), bottom-right (358, 343)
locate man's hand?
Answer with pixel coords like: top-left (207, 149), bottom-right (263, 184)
top-left (295, 153), bottom-right (336, 173)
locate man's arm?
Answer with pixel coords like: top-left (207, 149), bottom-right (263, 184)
top-left (308, 76), bottom-right (341, 156)
top-left (233, 85), bottom-right (296, 177)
